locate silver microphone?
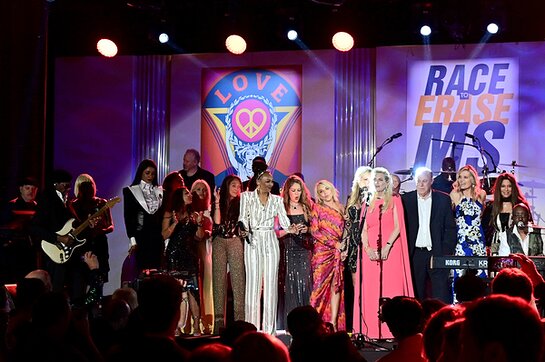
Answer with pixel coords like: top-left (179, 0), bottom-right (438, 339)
top-left (516, 221), bottom-right (526, 228)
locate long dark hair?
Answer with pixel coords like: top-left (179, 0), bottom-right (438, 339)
top-left (219, 175), bottom-right (242, 223)
top-left (170, 187), bottom-right (191, 216)
top-left (281, 175), bottom-right (312, 220)
top-left (490, 173), bottom-right (531, 228)
top-left (131, 159), bottom-right (158, 186)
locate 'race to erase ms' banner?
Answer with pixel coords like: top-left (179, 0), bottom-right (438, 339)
top-left (200, 67), bottom-right (302, 187)
top-left (406, 58), bottom-right (519, 173)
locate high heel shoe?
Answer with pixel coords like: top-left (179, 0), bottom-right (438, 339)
top-left (192, 316), bottom-right (202, 336)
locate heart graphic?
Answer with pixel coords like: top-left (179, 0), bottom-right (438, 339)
top-left (235, 108), bottom-right (268, 139)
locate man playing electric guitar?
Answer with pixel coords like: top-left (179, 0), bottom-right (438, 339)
top-left (32, 170), bottom-right (99, 302)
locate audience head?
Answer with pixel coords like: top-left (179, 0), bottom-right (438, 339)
top-left (232, 331), bottom-right (289, 362)
top-left (18, 176), bottom-right (38, 202)
top-left (454, 270), bottom-right (487, 302)
top-left (25, 269), bottom-right (52, 292)
top-left (102, 297), bottom-right (131, 330)
top-left (15, 277), bottom-right (47, 310)
top-left (132, 159), bottom-right (158, 186)
top-left (73, 173), bottom-right (96, 198)
top-left (112, 286), bottom-right (138, 311)
top-left (380, 296), bottom-right (424, 340)
top-left (491, 267), bottom-right (533, 302)
top-left (320, 332), bottom-right (366, 362)
top-left (189, 343), bottom-right (232, 362)
top-left (251, 156), bottom-right (268, 175)
top-left (420, 298), bottom-right (447, 323)
top-left (287, 305), bottom-right (326, 340)
top-left (460, 295), bottom-right (544, 362)
top-left (220, 320), bottom-right (257, 347)
top-left (183, 149), bottom-right (201, 171)
top-left (136, 274), bottom-right (184, 335)
top-left (423, 304), bottom-right (465, 362)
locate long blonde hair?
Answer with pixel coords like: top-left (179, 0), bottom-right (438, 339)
top-left (314, 179), bottom-right (343, 212)
top-left (190, 179), bottom-right (211, 212)
top-left (347, 166), bottom-right (373, 209)
top-left (453, 165), bottom-right (482, 201)
top-left (369, 167), bottom-right (393, 212)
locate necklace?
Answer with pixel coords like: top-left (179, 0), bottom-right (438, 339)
top-left (290, 202), bottom-right (299, 210)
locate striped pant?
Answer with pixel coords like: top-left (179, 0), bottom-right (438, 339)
top-left (244, 229), bottom-right (280, 334)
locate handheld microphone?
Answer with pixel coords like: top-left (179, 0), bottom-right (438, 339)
top-left (516, 221), bottom-right (527, 228)
top-left (388, 132), bottom-right (402, 141)
top-left (465, 133), bottom-right (476, 140)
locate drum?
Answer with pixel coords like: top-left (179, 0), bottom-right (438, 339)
top-left (480, 174), bottom-right (499, 195)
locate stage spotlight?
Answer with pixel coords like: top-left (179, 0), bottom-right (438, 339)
top-left (332, 32), bottom-right (354, 52)
top-left (420, 25), bottom-right (432, 36)
top-left (287, 30), bottom-right (298, 41)
top-left (225, 34), bottom-right (247, 55)
top-left (158, 33), bottom-right (169, 43)
top-left (96, 38), bottom-right (118, 57)
top-left (487, 23), bottom-right (499, 34)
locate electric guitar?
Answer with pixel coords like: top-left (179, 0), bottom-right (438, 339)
top-left (41, 196), bottom-right (121, 264)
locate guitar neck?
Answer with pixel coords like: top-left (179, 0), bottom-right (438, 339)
top-left (72, 203), bottom-right (111, 237)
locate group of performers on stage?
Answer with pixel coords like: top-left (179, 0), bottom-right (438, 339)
top-left (1, 150), bottom-right (541, 339)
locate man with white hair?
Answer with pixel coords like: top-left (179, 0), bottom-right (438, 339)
top-left (402, 167), bottom-right (457, 303)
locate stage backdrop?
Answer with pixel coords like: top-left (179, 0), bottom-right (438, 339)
top-left (407, 58), bottom-right (518, 174)
top-left (201, 66), bottom-right (302, 186)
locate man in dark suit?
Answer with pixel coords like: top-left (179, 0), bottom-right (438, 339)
top-left (402, 167), bottom-right (457, 303)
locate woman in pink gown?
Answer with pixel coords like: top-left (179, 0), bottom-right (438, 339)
top-left (353, 167), bottom-right (413, 339)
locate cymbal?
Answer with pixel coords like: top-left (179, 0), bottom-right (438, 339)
top-left (499, 162), bottom-right (528, 168)
top-left (519, 180), bottom-right (545, 189)
top-left (394, 168), bottom-right (413, 175)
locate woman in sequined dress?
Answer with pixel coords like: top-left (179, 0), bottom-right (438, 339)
top-left (276, 175), bottom-right (313, 329)
top-left (310, 180), bottom-right (345, 331)
top-left (450, 165), bottom-right (488, 285)
top-left (162, 186), bottom-right (208, 335)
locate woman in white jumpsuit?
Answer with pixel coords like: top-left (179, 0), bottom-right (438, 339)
top-left (239, 170), bottom-right (297, 334)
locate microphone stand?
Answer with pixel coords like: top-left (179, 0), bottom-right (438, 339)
top-left (377, 204), bottom-right (384, 340)
top-left (355, 192), bottom-right (371, 341)
top-left (368, 137), bottom-right (395, 168)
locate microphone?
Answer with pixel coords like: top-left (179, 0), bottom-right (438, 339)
top-left (516, 221), bottom-right (527, 228)
top-left (387, 133), bottom-right (402, 141)
top-left (465, 133), bottom-right (476, 140)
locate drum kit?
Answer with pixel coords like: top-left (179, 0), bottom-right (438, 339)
top-left (394, 161), bottom-right (545, 194)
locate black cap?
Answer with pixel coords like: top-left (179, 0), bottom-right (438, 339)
top-left (18, 176), bottom-right (38, 187)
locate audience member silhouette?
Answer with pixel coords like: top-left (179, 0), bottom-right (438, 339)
top-left (219, 320), bottom-right (257, 348)
top-left (459, 295), bottom-right (544, 362)
top-left (491, 268), bottom-right (533, 303)
top-left (377, 296), bottom-right (426, 362)
top-left (453, 270), bottom-right (487, 303)
top-left (188, 343), bottom-right (232, 362)
top-left (106, 274), bottom-right (189, 361)
top-left (422, 305), bottom-right (465, 362)
top-left (231, 331), bottom-right (289, 362)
